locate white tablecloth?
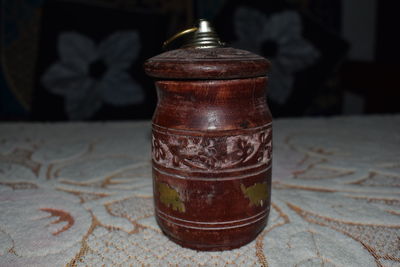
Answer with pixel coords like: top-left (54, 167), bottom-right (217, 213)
top-left (0, 115), bottom-right (399, 266)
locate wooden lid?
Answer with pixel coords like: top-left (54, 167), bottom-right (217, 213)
top-left (144, 47), bottom-right (270, 80)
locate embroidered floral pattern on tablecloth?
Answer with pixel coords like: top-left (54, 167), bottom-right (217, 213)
top-left (0, 116), bottom-right (399, 266)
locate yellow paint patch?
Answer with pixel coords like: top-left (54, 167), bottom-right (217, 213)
top-left (158, 182), bottom-right (186, 212)
top-left (241, 182), bottom-right (268, 207)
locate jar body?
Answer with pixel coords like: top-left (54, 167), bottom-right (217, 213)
top-left (151, 77), bottom-right (272, 251)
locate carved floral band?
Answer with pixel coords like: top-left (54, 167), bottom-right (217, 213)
top-left (152, 123), bottom-right (272, 172)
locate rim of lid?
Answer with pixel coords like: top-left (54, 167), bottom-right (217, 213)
top-left (144, 47), bottom-right (270, 80)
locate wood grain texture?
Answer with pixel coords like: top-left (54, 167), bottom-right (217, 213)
top-left (144, 47), bottom-right (270, 79)
top-left (146, 47), bottom-right (272, 251)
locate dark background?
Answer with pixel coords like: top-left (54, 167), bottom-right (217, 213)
top-left (1, 0), bottom-right (399, 121)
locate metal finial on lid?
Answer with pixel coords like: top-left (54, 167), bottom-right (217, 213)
top-left (162, 19), bottom-right (224, 50)
top-left (184, 20), bottom-right (224, 48)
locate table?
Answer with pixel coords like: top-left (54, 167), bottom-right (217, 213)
top-left (0, 116), bottom-right (399, 266)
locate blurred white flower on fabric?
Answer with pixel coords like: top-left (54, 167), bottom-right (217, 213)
top-left (42, 31), bottom-right (144, 120)
top-left (234, 7), bottom-right (320, 104)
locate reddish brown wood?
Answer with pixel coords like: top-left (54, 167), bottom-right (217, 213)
top-left (145, 47), bottom-right (272, 251)
top-left (144, 47), bottom-right (270, 79)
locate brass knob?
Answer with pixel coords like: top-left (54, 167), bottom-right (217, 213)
top-left (163, 19), bottom-right (225, 50)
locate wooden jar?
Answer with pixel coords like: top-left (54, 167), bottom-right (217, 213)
top-left (145, 43), bottom-right (272, 251)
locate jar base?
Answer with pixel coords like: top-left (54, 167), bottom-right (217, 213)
top-left (165, 234), bottom-right (258, 251)
top-left (157, 218), bottom-right (267, 251)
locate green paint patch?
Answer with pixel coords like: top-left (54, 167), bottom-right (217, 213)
top-left (158, 182), bottom-right (186, 212)
top-left (241, 182), bottom-right (268, 207)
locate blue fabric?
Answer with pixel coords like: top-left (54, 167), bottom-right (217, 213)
top-left (0, 72), bottom-right (28, 118)
top-left (1, 0), bottom-right (44, 119)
